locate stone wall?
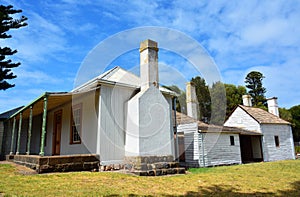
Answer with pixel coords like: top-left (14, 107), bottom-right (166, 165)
top-left (8, 154), bottom-right (99, 173)
top-left (123, 155), bottom-right (185, 176)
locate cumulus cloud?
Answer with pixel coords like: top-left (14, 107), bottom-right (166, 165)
top-left (1, 0), bottom-right (300, 112)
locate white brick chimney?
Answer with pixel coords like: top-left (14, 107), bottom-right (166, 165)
top-left (125, 39), bottom-right (172, 157)
top-left (186, 82), bottom-right (198, 119)
top-left (267, 97), bottom-right (279, 117)
top-left (242, 95), bottom-right (252, 107)
top-left (140, 39), bottom-right (159, 91)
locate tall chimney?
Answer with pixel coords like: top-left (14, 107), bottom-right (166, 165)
top-left (186, 82), bottom-right (198, 119)
top-left (140, 39), bottom-right (159, 91)
top-left (242, 95), bottom-right (252, 107)
top-left (267, 97), bottom-right (279, 117)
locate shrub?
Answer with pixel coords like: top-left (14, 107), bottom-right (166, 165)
top-left (295, 146), bottom-right (300, 153)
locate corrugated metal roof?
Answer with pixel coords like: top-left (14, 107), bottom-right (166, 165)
top-left (72, 66), bottom-right (177, 96)
top-left (0, 106), bottom-right (24, 120)
top-left (9, 92), bottom-right (74, 119)
top-left (239, 105), bottom-right (290, 125)
top-left (175, 111), bottom-right (261, 135)
top-left (101, 66), bottom-right (140, 87)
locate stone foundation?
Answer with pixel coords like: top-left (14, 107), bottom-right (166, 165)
top-left (6, 154), bottom-right (14, 161)
top-left (6, 154), bottom-right (185, 176)
top-left (124, 155), bottom-right (185, 176)
top-left (7, 154), bottom-right (99, 173)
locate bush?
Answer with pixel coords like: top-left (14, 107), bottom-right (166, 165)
top-left (295, 146), bottom-right (300, 153)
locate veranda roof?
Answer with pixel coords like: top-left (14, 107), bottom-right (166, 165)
top-left (9, 92), bottom-right (73, 120)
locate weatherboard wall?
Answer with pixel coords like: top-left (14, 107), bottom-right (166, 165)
top-left (177, 123), bottom-right (199, 167)
top-left (260, 124), bottom-right (295, 161)
top-left (99, 85), bottom-right (135, 164)
top-left (224, 107), bottom-right (261, 132)
top-left (202, 133), bottom-right (242, 167)
top-left (178, 122), bottom-right (242, 167)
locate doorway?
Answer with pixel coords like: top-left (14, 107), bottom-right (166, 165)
top-left (52, 110), bottom-right (62, 155)
top-left (240, 135), bottom-right (263, 163)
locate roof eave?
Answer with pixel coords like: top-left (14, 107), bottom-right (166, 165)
top-left (10, 92), bottom-right (49, 118)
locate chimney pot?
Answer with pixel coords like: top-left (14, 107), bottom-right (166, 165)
top-left (186, 82), bottom-right (198, 119)
top-left (242, 95), bottom-right (252, 107)
top-left (267, 97), bottom-right (279, 117)
top-left (140, 39), bottom-right (159, 91)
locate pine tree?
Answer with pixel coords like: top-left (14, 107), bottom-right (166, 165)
top-left (191, 76), bottom-right (211, 122)
top-left (0, 4), bottom-right (27, 90)
top-left (245, 71), bottom-right (267, 107)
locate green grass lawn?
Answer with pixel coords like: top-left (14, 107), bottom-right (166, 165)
top-left (0, 160), bottom-right (299, 196)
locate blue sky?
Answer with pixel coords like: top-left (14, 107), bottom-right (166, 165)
top-left (1, 0), bottom-right (300, 112)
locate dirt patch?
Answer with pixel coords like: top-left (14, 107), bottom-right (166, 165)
top-left (0, 161), bottom-right (37, 175)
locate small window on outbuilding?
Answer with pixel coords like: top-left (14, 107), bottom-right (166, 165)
top-left (274, 136), bottom-right (280, 147)
top-left (230, 136), bottom-right (235, 146)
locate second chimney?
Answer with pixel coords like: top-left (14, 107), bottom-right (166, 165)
top-left (267, 97), bottom-right (279, 117)
top-left (242, 95), bottom-right (252, 107)
top-left (140, 39), bottom-right (159, 91)
top-left (186, 82), bottom-right (198, 120)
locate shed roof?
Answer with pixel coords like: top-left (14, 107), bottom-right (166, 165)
top-left (175, 111), bottom-right (261, 135)
top-left (238, 105), bottom-right (290, 125)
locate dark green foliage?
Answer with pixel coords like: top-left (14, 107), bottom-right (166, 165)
top-left (245, 71), bottom-right (267, 107)
top-left (289, 105), bottom-right (300, 142)
top-left (279, 108), bottom-right (293, 122)
top-left (162, 85), bottom-right (186, 113)
top-left (188, 78), bottom-right (248, 124)
top-left (191, 76), bottom-right (211, 122)
top-left (225, 84), bottom-right (247, 117)
top-left (210, 81), bottom-right (226, 125)
top-left (295, 146), bottom-right (300, 153)
top-left (0, 4), bottom-right (27, 90)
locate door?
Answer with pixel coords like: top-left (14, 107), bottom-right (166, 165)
top-left (52, 110), bottom-right (62, 155)
top-left (240, 135), bottom-right (253, 163)
top-left (178, 133), bottom-right (185, 162)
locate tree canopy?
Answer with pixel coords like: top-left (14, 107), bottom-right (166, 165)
top-left (245, 71), bottom-right (266, 107)
top-left (289, 105), bottom-right (300, 142)
top-left (164, 74), bottom-right (300, 143)
top-left (225, 84), bottom-right (247, 117)
top-left (191, 76), bottom-right (211, 122)
top-left (163, 85), bottom-right (186, 114)
top-left (0, 4), bottom-right (27, 90)
top-left (210, 81), bottom-right (226, 125)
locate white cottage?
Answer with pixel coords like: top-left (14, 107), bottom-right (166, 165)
top-left (224, 96), bottom-right (295, 162)
top-left (176, 83), bottom-right (262, 167)
top-left (2, 40), bottom-right (185, 175)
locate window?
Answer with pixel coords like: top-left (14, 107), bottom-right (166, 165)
top-left (230, 136), bottom-right (235, 146)
top-left (274, 136), bottom-right (280, 147)
top-left (70, 104), bottom-right (82, 144)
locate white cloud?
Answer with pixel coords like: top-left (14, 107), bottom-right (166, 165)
top-left (14, 68), bottom-right (62, 85)
top-left (1, 0), bottom-right (300, 112)
top-left (247, 60), bottom-right (300, 108)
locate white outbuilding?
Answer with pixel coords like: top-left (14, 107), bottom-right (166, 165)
top-left (225, 96), bottom-right (295, 162)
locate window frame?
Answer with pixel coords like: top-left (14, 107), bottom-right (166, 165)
top-left (230, 135), bottom-right (235, 146)
top-left (70, 103), bottom-right (82, 144)
top-left (274, 135), bottom-right (280, 147)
